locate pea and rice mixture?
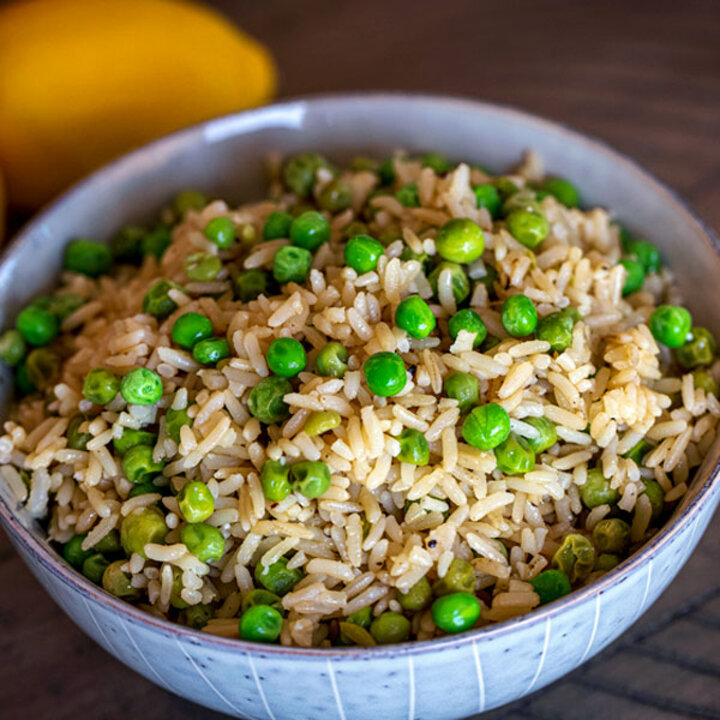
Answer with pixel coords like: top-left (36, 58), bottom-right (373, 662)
top-left (1, 150), bottom-right (718, 647)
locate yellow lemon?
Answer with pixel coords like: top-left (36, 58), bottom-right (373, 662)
top-left (0, 0), bottom-right (276, 209)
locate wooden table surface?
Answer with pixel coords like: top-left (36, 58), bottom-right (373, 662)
top-left (2, 1), bottom-right (719, 718)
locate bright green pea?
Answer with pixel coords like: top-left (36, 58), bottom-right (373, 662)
top-left (16, 305), bottom-right (58, 347)
top-left (649, 305), bottom-right (692, 348)
top-left (472, 184), bottom-right (502, 219)
top-left (111, 225), bottom-right (145, 264)
top-left (432, 558), bottom-right (476, 596)
top-left (344, 234), bottom-right (384, 274)
top-left (141, 279), bottom-right (182, 319)
top-left (113, 428), bottom-right (156, 456)
top-left (623, 438), bottom-right (654, 466)
top-left (462, 403), bottom-right (511, 450)
top-left (25, 347), bottom-right (59, 390)
top-left (260, 460), bottom-right (292, 502)
top-left (254, 556), bottom-right (304, 596)
top-left (506, 209), bottom-right (549, 249)
top-left (120, 506), bottom-right (167, 557)
top-left (192, 337), bottom-right (231, 366)
top-left (435, 218), bottom-right (485, 264)
top-left (122, 443), bottom-right (164, 484)
top-left (592, 518), bottom-right (631, 554)
top-left (82, 553), bottom-right (110, 584)
top-left (0, 329), bottom-right (26, 367)
top-left (552, 533), bottom-right (595, 583)
top-left (273, 245), bottom-right (313, 285)
top-left (395, 295), bottom-right (436, 339)
top-left (165, 407), bottom-right (192, 443)
top-left (580, 468), bottom-right (620, 509)
top-left (397, 428), bottom-right (430, 466)
top-left (120, 367), bottom-right (163, 405)
top-left (540, 177), bottom-right (580, 208)
top-left (501, 294), bottom-right (538, 337)
top-left (529, 569), bottom-right (572, 605)
top-left (444, 371), bottom-right (479, 414)
top-left (290, 460), bottom-right (331, 499)
top-left (428, 261), bottom-right (471, 305)
top-left (317, 179), bottom-right (352, 213)
top-left (185, 251), bottom-right (222, 281)
top-left (536, 309), bottom-right (577, 352)
top-left (266, 337), bottom-right (307, 378)
top-left (82, 367), bottom-right (120, 405)
top-left (263, 211), bottom-right (294, 241)
top-left (181, 523), bottom-right (225, 563)
top-left (315, 342), bottom-right (349, 378)
top-left (595, 553), bottom-right (621, 572)
top-left (102, 560), bottom-right (141, 600)
top-left (63, 239), bottom-right (113, 277)
top-left (421, 152), bottom-right (452, 173)
top-left (67, 414), bottom-right (92, 450)
top-left (171, 313), bottom-right (214, 350)
top-left (676, 327), bottom-right (716, 369)
top-left (494, 433), bottom-right (536, 475)
top-left (203, 217), bottom-right (235, 249)
top-left (626, 240), bottom-right (661, 274)
top-left (177, 481), bottom-right (215, 523)
top-left (174, 189), bottom-right (207, 215)
top-left (641, 480), bottom-right (664, 521)
top-left (524, 417), bottom-right (557, 453)
top-left (693, 369), bottom-right (718, 396)
top-left (63, 533), bottom-right (93, 568)
top-left (240, 605), bottom-right (283, 643)
top-left (398, 577), bottom-right (432, 611)
top-left (247, 376), bottom-right (292, 424)
top-left (619, 258), bottom-right (645, 296)
top-left (179, 603), bottom-right (214, 630)
top-left (241, 589), bottom-right (283, 614)
top-left (448, 309), bottom-right (487, 348)
top-left (370, 612), bottom-right (411, 645)
top-left (363, 351), bottom-right (407, 397)
top-left (290, 211), bottom-right (331, 251)
top-left (395, 183), bottom-right (420, 208)
top-left (304, 410), bottom-right (341, 437)
top-left (431, 592), bottom-right (480, 634)
top-left (283, 153), bottom-right (327, 197)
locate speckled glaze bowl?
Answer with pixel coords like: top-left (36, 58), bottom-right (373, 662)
top-left (1, 95), bottom-right (719, 720)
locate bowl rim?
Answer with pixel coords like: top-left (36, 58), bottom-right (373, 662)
top-left (1, 91), bottom-right (719, 660)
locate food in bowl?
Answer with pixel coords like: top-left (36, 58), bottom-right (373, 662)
top-left (0, 149), bottom-right (717, 648)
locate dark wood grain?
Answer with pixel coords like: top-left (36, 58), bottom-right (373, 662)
top-left (1, 1), bottom-right (719, 717)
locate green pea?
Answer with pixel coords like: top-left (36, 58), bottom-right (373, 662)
top-left (421, 152), bottom-right (452, 173)
top-left (111, 225), bottom-right (145, 264)
top-left (95, 529), bottom-right (122, 555)
top-left (102, 560), bottom-right (141, 600)
top-left (641, 480), bottom-right (664, 521)
top-left (370, 612), bottom-right (411, 644)
top-left (649, 305), bottom-right (692, 348)
top-left (397, 428), bottom-right (430, 466)
top-left (289, 211), bottom-right (331, 251)
top-left (552, 533), bottom-right (595, 583)
top-left (529, 569), bottom-right (572, 605)
top-left (428, 261), bottom-right (470, 305)
top-left (377, 157), bottom-right (396, 185)
top-left (502, 190), bottom-right (542, 217)
top-left (317, 179), bottom-right (352, 213)
top-left (506, 209), bottom-right (549, 249)
top-left (14, 361), bottom-right (36, 396)
top-left (185, 251), bottom-right (222, 281)
top-left (174, 189), bottom-right (207, 215)
top-left (254, 556), bottom-right (304, 596)
top-left (472, 184), bottom-right (502, 219)
top-left (395, 183), bottom-right (420, 208)
top-left (619, 258), bottom-right (645, 296)
top-left (540, 177), bottom-right (580, 208)
top-left (16, 305), bottom-right (58, 347)
top-left (63, 239), bottom-right (113, 277)
top-left (122, 443), bottom-right (164, 484)
top-left (344, 234), bottom-right (384, 274)
top-left (266, 337), bottom-right (307, 378)
top-left (177, 481), bottom-right (215, 523)
top-left (435, 218), bottom-right (485, 264)
top-left (462, 403), bottom-right (511, 451)
top-left (501, 294), bottom-right (538, 337)
top-left (168, 566), bottom-right (190, 609)
top-left (127, 481), bottom-right (161, 499)
top-left (247, 376), bottom-right (292, 424)
top-left (626, 239), bottom-right (661, 274)
top-left (595, 553), bottom-right (620, 572)
top-left (315, 342), bottom-right (348, 378)
top-left (395, 295), bottom-right (436, 339)
top-left (181, 523), bottom-right (225, 563)
top-left (141, 226), bottom-right (172, 259)
top-left (262, 211), bottom-right (293, 241)
top-left (240, 604), bottom-right (283, 643)
top-left (67, 414), bottom-right (92, 450)
top-left (179, 603), bottom-right (214, 630)
top-left (536, 309), bottom-right (577, 352)
top-left (192, 337), bottom-right (231, 366)
top-left (120, 367), bottom-right (163, 405)
top-left (303, 410), bottom-right (341, 437)
top-left (241, 589), bottom-right (283, 614)
top-left (592, 518), bottom-right (631, 554)
top-left (492, 177), bottom-right (519, 200)
top-left (0, 329), bottom-right (26, 367)
top-left (676, 327), bottom-right (716, 369)
top-left (171, 313), bottom-right (214, 350)
top-left (444, 371), bottom-right (479, 414)
top-left (397, 576), bottom-right (432, 611)
top-left (623, 438), bottom-right (653, 466)
top-left (448, 309), bottom-right (487, 348)
top-left (693, 369), bottom-right (718, 396)
top-left (25, 347), bottom-right (59, 390)
top-left (342, 221), bottom-right (369, 241)
top-left (432, 558), bottom-right (476, 596)
top-left (363, 351), bottom-right (407, 397)
top-left (580, 468), bottom-right (620, 509)
top-left (141, 279), bottom-right (182, 319)
top-left (524, 417), bottom-right (557, 454)
top-left (290, 460), bottom-right (331, 499)
top-left (235, 270), bottom-right (271, 303)
top-left (347, 606), bottom-right (373, 629)
top-left (120, 506), bottom-right (167, 558)
top-left (283, 153), bottom-right (327, 197)
top-left (165, 407), bottom-right (192, 443)
top-left (82, 553), bottom-right (110, 585)
top-left (494, 433), bottom-right (536, 474)
top-left (260, 460), bottom-right (292, 502)
top-left (431, 592), bottom-right (480, 634)
top-left (63, 533), bottom-right (93, 568)
top-left (113, 428), bottom-right (156, 456)
top-left (273, 245), bottom-right (313, 285)
top-left (202, 217), bottom-right (235, 249)
top-left (82, 367), bottom-right (120, 405)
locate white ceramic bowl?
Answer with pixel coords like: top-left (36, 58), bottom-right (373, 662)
top-left (1, 95), bottom-right (719, 720)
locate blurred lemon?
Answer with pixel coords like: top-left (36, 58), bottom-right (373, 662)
top-left (0, 0), bottom-right (276, 210)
